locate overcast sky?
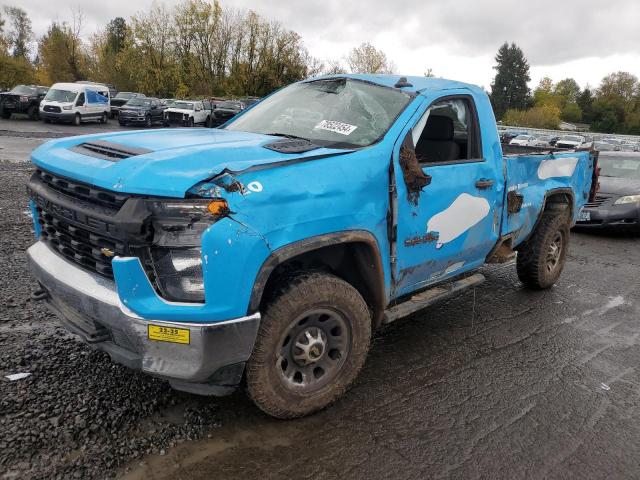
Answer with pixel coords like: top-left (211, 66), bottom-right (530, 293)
top-left (5, 0), bottom-right (640, 90)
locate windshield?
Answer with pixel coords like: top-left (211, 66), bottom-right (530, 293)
top-left (225, 78), bottom-right (412, 148)
top-left (44, 89), bottom-right (77, 103)
top-left (599, 155), bottom-right (640, 180)
top-left (10, 85), bottom-right (36, 95)
top-left (218, 101), bottom-right (242, 109)
top-left (126, 98), bottom-right (153, 107)
top-left (515, 135), bottom-right (531, 140)
top-left (561, 136), bottom-right (583, 142)
top-left (115, 92), bottom-right (135, 100)
top-left (173, 102), bottom-right (194, 110)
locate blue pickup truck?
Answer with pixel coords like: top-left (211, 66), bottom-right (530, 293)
top-left (27, 75), bottom-right (597, 418)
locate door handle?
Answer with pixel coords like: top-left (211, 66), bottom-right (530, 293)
top-left (475, 178), bottom-right (495, 189)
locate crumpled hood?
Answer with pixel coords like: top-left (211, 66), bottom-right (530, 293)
top-left (165, 108), bottom-right (193, 115)
top-left (31, 128), bottom-right (349, 197)
top-left (599, 176), bottom-right (640, 196)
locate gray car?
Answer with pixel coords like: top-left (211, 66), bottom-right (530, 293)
top-left (576, 152), bottom-right (640, 232)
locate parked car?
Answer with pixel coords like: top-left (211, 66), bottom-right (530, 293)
top-left (509, 134), bottom-right (535, 146)
top-left (529, 135), bottom-right (555, 148)
top-left (163, 100), bottom-right (210, 127)
top-left (576, 152), bottom-right (640, 231)
top-left (26, 74), bottom-right (596, 418)
top-left (555, 135), bottom-right (587, 149)
top-left (118, 97), bottom-right (166, 127)
top-left (110, 92), bottom-right (146, 118)
top-left (210, 99), bottom-right (247, 127)
top-left (39, 82), bottom-right (111, 125)
top-left (0, 85), bottom-right (49, 120)
top-left (593, 141), bottom-right (619, 152)
top-left (499, 131), bottom-right (519, 144)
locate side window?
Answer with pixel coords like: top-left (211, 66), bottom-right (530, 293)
top-left (75, 93), bottom-right (85, 106)
top-left (412, 97), bottom-right (481, 164)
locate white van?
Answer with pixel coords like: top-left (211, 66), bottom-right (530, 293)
top-left (39, 82), bottom-right (111, 125)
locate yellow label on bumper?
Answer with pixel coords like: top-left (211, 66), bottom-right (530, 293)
top-left (148, 325), bottom-right (190, 344)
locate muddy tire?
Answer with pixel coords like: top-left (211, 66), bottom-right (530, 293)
top-left (246, 272), bottom-right (371, 419)
top-left (516, 208), bottom-right (570, 289)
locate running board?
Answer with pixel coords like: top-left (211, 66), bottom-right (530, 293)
top-left (383, 273), bottom-right (485, 324)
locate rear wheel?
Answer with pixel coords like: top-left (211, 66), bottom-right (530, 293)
top-left (246, 272), bottom-right (371, 419)
top-left (516, 208), bottom-right (570, 289)
top-left (73, 113), bottom-right (81, 126)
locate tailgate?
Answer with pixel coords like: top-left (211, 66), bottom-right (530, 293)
top-left (501, 150), bottom-right (595, 246)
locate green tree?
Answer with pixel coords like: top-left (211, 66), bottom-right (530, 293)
top-left (503, 104), bottom-right (560, 129)
top-left (489, 42), bottom-right (531, 120)
top-left (554, 78), bottom-right (581, 107)
top-left (577, 88), bottom-right (594, 124)
top-left (37, 22), bottom-right (87, 84)
top-left (3, 6), bottom-right (32, 59)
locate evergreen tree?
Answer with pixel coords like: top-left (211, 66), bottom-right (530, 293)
top-left (489, 42), bottom-right (530, 120)
top-left (577, 88), bottom-right (594, 124)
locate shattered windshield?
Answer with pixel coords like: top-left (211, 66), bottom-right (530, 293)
top-left (224, 78), bottom-right (412, 148)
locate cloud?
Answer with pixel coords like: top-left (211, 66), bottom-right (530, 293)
top-left (6, 0), bottom-right (640, 88)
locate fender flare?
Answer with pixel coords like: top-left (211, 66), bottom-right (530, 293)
top-left (248, 230), bottom-right (386, 321)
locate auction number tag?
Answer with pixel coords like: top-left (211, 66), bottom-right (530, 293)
top-left (314, 120), bottom-right (358, 136)
top-left (148, 325), bottom-right (190, 344)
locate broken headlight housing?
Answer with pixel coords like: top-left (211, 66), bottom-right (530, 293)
top-left (146, 199), bottom-right (228, 303)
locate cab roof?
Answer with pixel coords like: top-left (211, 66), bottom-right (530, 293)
top-left (306, 74), bottom-right (483, 95)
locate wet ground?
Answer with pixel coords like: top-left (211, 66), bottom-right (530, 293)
top-left (1, 121), bottom-right (639, 479)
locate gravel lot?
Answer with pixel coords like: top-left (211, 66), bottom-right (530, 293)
top-left (1, 121), bottom-right (639, 479)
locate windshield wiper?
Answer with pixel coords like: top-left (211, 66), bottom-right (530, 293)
top-left (266, 132), bottom-right (312, 142)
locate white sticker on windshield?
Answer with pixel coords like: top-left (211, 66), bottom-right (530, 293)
top-left (314, 120), bottom-right (357, 136)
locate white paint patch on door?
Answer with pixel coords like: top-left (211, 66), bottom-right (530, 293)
top-left (427, 193), bottom-right (490, 249)
top-left (537, 157), bottom-right (578, 180)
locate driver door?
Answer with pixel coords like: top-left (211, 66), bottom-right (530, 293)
top-left (392, 94), bottom-right (502, 297)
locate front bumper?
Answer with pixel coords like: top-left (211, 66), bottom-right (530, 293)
top-left (39, 111), bottom-right (76, 122)
top-left (27, 241), bottom-right (261, 395)
top-left (575, 203), bottom-right (640, 231)
top-left (119, 114), bottom-right (148, 124)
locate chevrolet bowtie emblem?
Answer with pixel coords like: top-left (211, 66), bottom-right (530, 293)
top-left (101, 247), bottom-right (115, 257)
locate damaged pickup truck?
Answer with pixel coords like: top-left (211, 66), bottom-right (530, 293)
top-left (26, 75), bottom-right (598, 418)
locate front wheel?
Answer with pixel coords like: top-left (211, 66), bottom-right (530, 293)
top-left (246, 272), bottom-right (371, 419)
top-left (516, 208), bottom-right (570, 289)
top-left (99, 112), bottom-right (108, 124)
top-left (145, 115), bottom-right (152, 128)
top-left (27, 105), bottom-right (38, 120)
top-left (73, 113), bottom-right (81, 126)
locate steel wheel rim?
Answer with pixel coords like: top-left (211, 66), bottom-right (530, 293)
top-left (276, 308), bottom-right (351, 393)
top-left (546, 231), bottom-right (564, 272)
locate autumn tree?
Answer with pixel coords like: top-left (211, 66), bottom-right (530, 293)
top-left (489, 42), bottom-right (530, 119)
top-left (346, 42), bottom-right (393, 74)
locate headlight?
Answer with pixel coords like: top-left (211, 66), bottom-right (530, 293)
top-left (146, 199), bottom-right (229, 302)
top-left (614, 195), bottom-right (640, 205)
top-left (62, 105), bottom-right (72, 110)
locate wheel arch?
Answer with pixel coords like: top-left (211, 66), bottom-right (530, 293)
top-left (249, 231), bottom-right (387, 328)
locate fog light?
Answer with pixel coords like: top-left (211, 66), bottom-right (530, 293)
top-left (151, 248), bottom-right (204, 302)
